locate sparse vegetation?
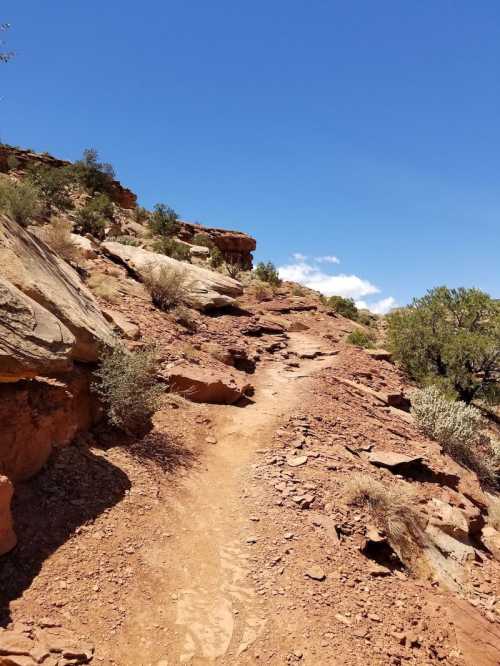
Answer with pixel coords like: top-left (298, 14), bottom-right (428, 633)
top-left (74, 193), bottom-right (114, 239)
top-left (346, 328), bottom-right (376, 348)
top-left (173, 304), bottom-right (198, 332)
top-left (387, 287), bottom-right (500, 404)
top-left (143, 263), bottom-right (191, 310)
top-left (134, 206), bottom-right (149, 223)
top-left (27, 164), bottom-right (74, 213)
top-left (86, 273), bottom-right (121, 303)
top-left (411, 386), bottom-right (497, 485)
top-left (149, 203), bottom-right (179, 238)
top-left (72, 148), bottom-right (115, 196)
top-left (292, 284), bottom-right (305, 297)
top-left (345, 475), bottom-right (423, 563)
top-left (152, 237), bottom-right (191, 262)
top-left (254, 261), bottom-right (281, 286)
top-left (254, 282), bottom-right (271, 302)
top-left (224, 258), bottom-right (242, 280)
top-left (192, 233), bottom-right (212, 247)
top-left (93, 344), bottom-right (162, 436)
top-left (209, 246), bottom-right (224, 269)
top-left (112, 235), bottom-right (140, 247)
top-left (327, 295), bottom-right (358, 320)
top-left (41, 217), bottom-right (80, 263)
top-left (0, 177), bottom-right (40, 226)
top-left (6, 155), bottom-right (19, 171)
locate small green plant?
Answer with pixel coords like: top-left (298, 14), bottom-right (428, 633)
top-left (41, 217), bottom-right (80, 263)
top-left (327, 295), bottom-right (358, 320)
top-left (93, 344), bottom-right (162, 436)
top-left (192, 232), bottom-right (213, 248)
top-left (209, 246), bottom-right (224, 269)
top-left (27, 164), bottom-right (75, 212)
top-left (143, 263), bottom-right (191, 310)
top-left (134, 206), bottom-right (149, 223)
top-left (74, 193), bottom-right (114, 239)
top-left (0, 177), bottom-right (40, 226)
top-left (254, 261), bottom-right (281, 286)
top-left (111, 235), bottom-right (140, 247)
top-left (152, 236), bottom-right (191, 262)
top-left (71, 148), bottom-right (115, 195)
top-left (149, 203), bottom-right (179, 237)
top-left (346, 328), bottom-right (376, 348)
top-left (411, 386), bottom-right (497, 485)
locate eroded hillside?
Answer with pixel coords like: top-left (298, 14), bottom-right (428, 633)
top-left (0, 146), bottom-right (499, 666)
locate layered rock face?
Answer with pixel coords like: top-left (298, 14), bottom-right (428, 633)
top-left (102, 241), bottom-right (243, 310)
top-left (176, 220), bottom-right (256, 269)
top-left (0, 475), bottom-right (16, 555)
top-left (0, 216), bottom-right (115, 362)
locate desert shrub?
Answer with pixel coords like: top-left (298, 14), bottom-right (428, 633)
top-left (6, 155), bottom-right (19, 171)
top-left (254, 282), bottom-right (271, 302)
top-left (152, 237), bottom-right (191, 262)
top-left (111, 235), bottom-right (140, 247)
top-left (346, 328), bottom-right (376, 348)
top-left (224, 258), bottom-right (241, 280)
top-left (411, 386), bottom-right (497, 484)
top-left (143, 264), bottom-right (191, 310)
top-left (173, 304), bottom-right (198, 332)
top-left (254, 261), bottom-right (281, 286)
top-left (292, 284), bottom-right (305, 297)
top-left (327, 295), bottom-right (358, 320)
top-left (93, 345), bottom-right (162, 436)
top-left (357, 310), bottom-right (375, 327)
top-left (74, 193), bottom-right (114, 239)
top-left (71, 148), bottom-right (115, 195)
top-left (149, 203), bottom-right (179, 237)
top-left (134, 206), bottom-right (149, 223)
top-left (86, 273), bottom-right (121, 303)
top-left (0, 177), bottom-right (40, 225)
top-left (192, 233), bottom-right (213, 248)
top-left (209, 247), bottom-right (224, 269)
top-left (387, 287), bottom-right (500, 404)
top-left (41, 217), bottom-right (80, 263)
top-left (345, 475), bottom-right (423, 563)
top-left (27, 164), bottom-right (74, 212)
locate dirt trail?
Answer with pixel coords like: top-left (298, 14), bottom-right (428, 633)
top-left (112, 333), bottom-right (337, 665)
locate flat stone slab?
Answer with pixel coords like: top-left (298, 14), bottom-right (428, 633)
top-left (367, 450), bottom-right (423, 469)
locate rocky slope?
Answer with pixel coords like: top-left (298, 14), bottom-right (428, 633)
top-left (0, 146), bottom-right (499, 665)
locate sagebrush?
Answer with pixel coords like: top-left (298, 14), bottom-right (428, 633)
top-left (93, 345), bottom-right (162, 436)
top-left (0, 177), bottom-right (40, 226)
top-left (411, 386), bottom-right (497, 485)
top-left (143, 263), bottom-right (191, 310)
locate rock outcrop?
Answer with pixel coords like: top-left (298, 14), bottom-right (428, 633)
top-left (0, 368), bottom-right (96, 481)
top-left (0, 277), bottom-right (75, 382)
top-left (0, 216), bottom-right (115, 362)
top-left (102, 241), bottom-right (243, 311)
top-left (0, 475), bottom-right (16, 555)
top-left (167, 365), bottom-right (253, 404)
top-left (176, 220), bottom-right (256, 269)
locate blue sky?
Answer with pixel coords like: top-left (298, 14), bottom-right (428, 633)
top-left (1, 1), bottom-right (499, 312)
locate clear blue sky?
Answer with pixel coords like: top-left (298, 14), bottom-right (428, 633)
top-left (1, 1), bottom-right (499, 311)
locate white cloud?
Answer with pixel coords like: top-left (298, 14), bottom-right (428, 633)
top-left (278, 256), bottom-right (396, 314)
top-left (314, 255), bottom-right (340, 265)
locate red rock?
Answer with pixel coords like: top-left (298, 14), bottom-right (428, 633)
top-left (0, 476), bottom-right (16, 555)
top-left (168, 365), bottom-right (253, 404)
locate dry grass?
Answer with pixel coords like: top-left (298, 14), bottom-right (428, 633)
top-left (41, 217), bottom-right (81, 264)
top-left (345, 474), bottom-right (425, 564)
top-left (87, 273), bottom-right (122, 303)
top-left (143, 263), bottom-right (191, 311)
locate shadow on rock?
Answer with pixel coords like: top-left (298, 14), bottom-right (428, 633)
top-left (0, 445), bottom-right (130, 626)
top-left (128, 430), bottom-right (198, 474)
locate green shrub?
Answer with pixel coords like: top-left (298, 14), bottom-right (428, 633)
top-left (209, 246), bottom-right (224, 268)
top-left (149, 203), bottom-right (179, 237)
top-left (254, 261), bottom-right (281, 286)
top-left (192, 232), bottom-right (213, 248)
top-left (327, 295), bottom-right (358, 320)
top-left (74, 193), bottom-right (114, 239)
top-left (27, 164), bottom-right (74, 212)
top-left (71, 148), bottom-right (115, 195)
top-left (112, 235), bottom-right (140, 247)
top-left (93, 345), bottom-right (162, 436)
top-left (134, 206), bottom-right (149, 223)
top-left (152, 237), bottom-right (191, 262)
top-left (0, 177), bottom-right (40, 226)
top-left (346, 328), bottom-right (375, 348)
top-left (411, 386), bottom-right (497, 485)
top-left (143, 263), bottom-right (191, 310)
top-left (387, 287), bottom-right (500, 404)
top-left (224, 258), bottom-right (242, 280)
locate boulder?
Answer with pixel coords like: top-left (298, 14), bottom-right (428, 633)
top-left (70, 233), bottom-right (98, 259)
top-left (190, 245), bottom-right (210, 259)
top-left (0, 216), bottom-right (115, 362)
top-left (0, 277), bottom-right (75, 382)
top-left (167, 365), bottom-right (253, 404)
top-left (101, 241), bottom-right (243, 311)
top-left (365, 348), bottom-right (392, 362)
top-left (367, 450), bottom-right (423, 471)
top-left (0, 475), bottom-right (16, 555)
top-left (242, 316), bottom-right (286, 336)
top-left (102, 308), bottom-right (140, 340)
top-left (481, 526), bottom-right (500, 561)
top-left (428, 498), bottom-right (470, 542)
top-left (0, 368), bottom-right (96, 481)
top-left (260, 298), bottom-right (317, 314)
top-left (176, 220), bottom-right (256, 269)
top-left (445, 595), bottom-right (500, 666)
